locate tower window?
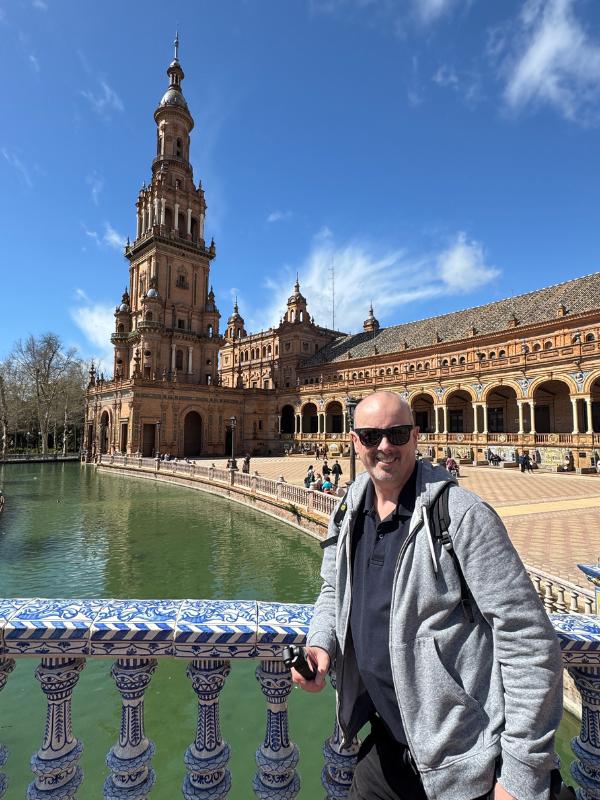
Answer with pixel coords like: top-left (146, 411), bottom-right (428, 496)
top-left (176, 138), bottom-right (183, 158)
top-left (175, 350), bottom-right (184, 370)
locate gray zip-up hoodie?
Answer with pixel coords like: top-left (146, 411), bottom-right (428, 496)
top-left (307, 461), bottom-right (563, 800)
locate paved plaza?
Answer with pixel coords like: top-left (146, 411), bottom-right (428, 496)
top-left (205, 455), bottom-right (600, 587)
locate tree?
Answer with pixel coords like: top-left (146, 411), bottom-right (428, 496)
top-left (11, 334), bottom-right (80, 456)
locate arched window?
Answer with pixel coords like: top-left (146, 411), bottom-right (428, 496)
top-left (424, 362), bottom-right (430, 370)
top-left (117, 323), bottom-right (124, 333)
top-left (358, 371), bottom-right (364, 378)
top-left (393, 367), bottom-right (399, 374)
top-left (262, 346), bottom-right (267, 357)
top-left (365, 370), bottom-right (370, 377)
top-left (586, 333), bottom-right (595, 342)
top-left (442, 359), bottom-right (449, 367)
top-left (489, 351), bottom-right (496, 359)
top-left (176, 138), bottom-right (183, 158)
top-left (352, 372), bottom-right (358, 379)
top-left (544, 340), bottom-right (552, 350)
top-left (533, 343), bottom-right (541, 352)
top-left (450, 358), bottom-right (457, 366)
top-left (175, 349), bottom-right (184, 370)
top-left (145, 312), bottom-right (152, 322)
top-left (386, 368), bottom-right (392, 375)
top-left (267, 344), bottom-right (272, 355)
top-left (498, 350), bottom-right (506, 358)
top-left (380, 368), bottom-right (385, 375)
top-left (409, 364), bottom-right (415, 371)
top-left (459, 356), bottom-right (466, 365)
top-left (417, 363), bottom-right (422, 371)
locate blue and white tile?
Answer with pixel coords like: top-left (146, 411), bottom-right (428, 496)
top-left (551, 613), bottom-right (600, 666)
top-left (174, 599), bottom-right (257, 658)
top-left (4, 598), bottom-right (106, 656)
top-left (91, 599), bottom-right (180, 657)
top-left (0, 598), bottom-right (30, 653)
top-left (256, 602), bottom-right (311, 656)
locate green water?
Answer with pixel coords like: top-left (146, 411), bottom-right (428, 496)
top-left (0, 464), bottom-right (581, 798)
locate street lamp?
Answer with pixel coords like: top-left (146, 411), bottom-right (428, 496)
top-left (155, 420), bottom-right (161, 457)
top-left (345, 396), bottom-right (360, 483)
top-left (229, 416), bottom-right (238, 470)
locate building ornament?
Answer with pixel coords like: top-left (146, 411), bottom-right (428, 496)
top-left (570, 371), bottom-right (588, 392)
top-left (517, 377), bottom-right (530, 395)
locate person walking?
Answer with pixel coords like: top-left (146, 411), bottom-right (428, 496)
top-left (294, 391), bottom-right (562, 800)
top-left (331, 459), bottom-right (343, 487)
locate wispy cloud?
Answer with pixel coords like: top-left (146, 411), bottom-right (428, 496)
top-left (71, 289), bottom-right (114, 372)
top-left (32, 0), bottom-right (48, 9)
top-left (1, 147), bottom-right (33, 187)
top-left (18, 31), bottom-right (40, 74)
top-left (433, 64), bottom-right (459, 88)
top-left (308, 0), bottom-right (467, 33)
top-left (432, 63), bottom-right (482, 106)
top-left (502, 0), bottom-right (600, 125)
top-left (266, 210), bottom-right (293, 223)
top-left (80, 80), bottom-right (124, 118)
top-left (82, 222), bottom-right (126, 250)
top-left (86, 172), bottom-right (104, 205)
top-left (414, 0), bottom-right (458, 26)
top-left (256, 229), bottom-right (500, 333)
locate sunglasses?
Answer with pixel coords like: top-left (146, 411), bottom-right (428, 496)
top-left (353, 425), bottom-right (414, 448)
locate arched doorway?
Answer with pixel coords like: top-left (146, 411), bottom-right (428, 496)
top-left (99, 411), bottom-right (110, 454)
top-left (280, 405), bottom-right (295, 434)
top-left (445, 390), bottom-right (474, 433)
top-left (301, 403), bottom-right (318, 434)
top-left (485, 386), bottom-right (518, 433)
top-left (184, 411), bottom-right (202, 457)
top-left (411, 393), bottom-right (434, 432)
top-left (325, 401), bottom-right (344, 433)
top-left (532, 380), bottom-right (572, 433)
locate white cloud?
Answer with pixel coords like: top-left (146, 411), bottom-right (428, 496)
top-left (433, 64), bottom-right (459, 88)
top-left (266, 210), bottom-right (293, 223)
top-left (80, 80), bottom-right (124, 117)
top-left (70, 289), bottom-right (114, 372)
top-left (82, 222), bottom-right (126, 250)
top-left (415, 0), bottom-right (457, 25)
top-left (86, 172), bottom-right (104, 205)
top-left (256, 229), bottom-right (500, 333)
top-left (503, 0), bottom-right (600, 125)
top-left (1, 147), bottom-right (33, 187)
top-left (32, 0), bottom-right (47, 9)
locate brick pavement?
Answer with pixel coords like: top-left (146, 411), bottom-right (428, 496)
top-left (202, 456), bottom-right (600, 587)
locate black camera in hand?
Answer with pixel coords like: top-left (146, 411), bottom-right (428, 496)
top-left (282, 645), bottom-right (317, 681)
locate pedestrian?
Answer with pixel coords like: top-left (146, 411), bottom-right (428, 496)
top-left (322, 459), bottom-right (331, 480)
top-left (304, 465), bottom-right (315, 488)
top-left (331, 459), bottom-right (343, 487)
top-left (294, 391), bottom-right (562, 800)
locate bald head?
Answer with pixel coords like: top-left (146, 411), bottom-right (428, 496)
top-left (354, 391), bottom-right (414, 429)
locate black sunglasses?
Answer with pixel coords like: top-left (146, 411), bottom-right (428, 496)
top-left (353, 425), bottom-right (414, 448)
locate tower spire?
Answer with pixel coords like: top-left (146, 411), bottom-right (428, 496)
top-left (174, 30), bottom-right (180, 61)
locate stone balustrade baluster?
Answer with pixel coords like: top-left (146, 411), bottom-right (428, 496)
top-left (567, 666), bottom-right (600, 798)
top-left (322, 671), bottom-right (359, 799)
top-left (570, 591), bottom-right (579, 613)
top-left (543, 580), bottom-right (554, 612)
top-left (183, 659), bottom-right (231, 799)
top-left (0, 658), bottom-right (15, 799)
top-left (28, 657), bottom-right (85, 800)
top-left (253, 659), bottom-right (299, 799)
top-left (584, 598), bottom-right (594, 614)
top-left (555, 587), bottom-right (567, 613)
top-left (104, 657), bottom-right (157, 800)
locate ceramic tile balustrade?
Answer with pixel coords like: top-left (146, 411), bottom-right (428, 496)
top-left (0, 599), bottom-right (599, 799)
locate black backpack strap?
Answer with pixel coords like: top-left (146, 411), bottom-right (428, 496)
top-left (320, 493), bottom-right (349, 549)
top-left (431, 484), bottom-right (475, 623)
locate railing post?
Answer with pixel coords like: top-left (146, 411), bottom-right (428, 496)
top-left (183, 659), bottom-right (231, 799)
top-left (276, 480), bottom-right (283, 502)
top-left (253, 659), bottom-right (299, 799)
top-left (28, 657), bottom-right (86, 800)
top-left (322, 671), bottom-right (359, 799)
top-left (0, 659), bottom-right (15, 799)
top-left (543, 580), bottom-right (554, 612)
top-left (306, 490), bottom-right (314, 513)
top-left (104, 658), bottom-right (157, 800)
top-left (567, 666), bottom-right (600, 797)
top-left (208, 467), bottom-right (214, 481)
top-left (251, 475), bottom-right (257, 494)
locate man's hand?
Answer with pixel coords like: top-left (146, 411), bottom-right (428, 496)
top-left (494, 783), bottom-right (516, 800)
top-left (291, 646), bottom-right (330, 693)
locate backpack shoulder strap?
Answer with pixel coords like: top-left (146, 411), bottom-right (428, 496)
top-left (430, 483), bottom-right (475, 623)
top-left (320, 492), bottom-right (349, 549)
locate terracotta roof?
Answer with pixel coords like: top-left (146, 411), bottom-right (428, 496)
top-left (302, 272), bottom-right (600, 367)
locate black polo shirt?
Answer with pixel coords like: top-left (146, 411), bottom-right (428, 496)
top-left (349, 465), bottom-right (418, 744)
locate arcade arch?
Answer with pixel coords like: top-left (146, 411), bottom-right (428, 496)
top-left (183, 411), bottom-right (203, 457)
top-left (325, 401), bottom-right (344, 434)
top-left (301, 403), bottom-right (318, 434)
top-left (99, 410), bottom-right (110, 454)
top-left (411, 392), bottom-right (434, 433)
top-left (280, 405), bottom-right (295, 434)
top-left (483, 385), bottom-right (519, 433)
top-left (445, 389), bottom-right (474, 433)
top-left (532, 379), bottom-right (572, 433)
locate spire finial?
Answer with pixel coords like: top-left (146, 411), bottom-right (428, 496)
top-left (234, 295), bottom-right (239, 313)
top-left (174, 30), bottom-right (180, 61)
top-left (294, 272), bottom-right (300, 292)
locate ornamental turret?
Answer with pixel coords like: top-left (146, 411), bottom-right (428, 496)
top-left (286, 276), bottom-right (309, 324)
top-left (225, 299), bottom-right (246, 340)
top-left (363, 302), bottom-right (380, 333)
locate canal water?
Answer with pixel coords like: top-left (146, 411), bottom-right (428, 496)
top-left (0, 463), bottom-right (580, 798)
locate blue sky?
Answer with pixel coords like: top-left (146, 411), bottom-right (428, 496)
top-left (2, 0), bottom-right (600, 369)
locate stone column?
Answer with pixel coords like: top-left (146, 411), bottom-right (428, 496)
top-left (147, 198), bottom-right (153, 228)
top-left (187, 347), bottom-right (193, 375)
top-left (473, 404), bottom-right (479, 435)
top-left (529, 401), bottom-right (537, 435)
top-left (434, 407), bottom-right (440, 435)
top-left (141, 207), bottom-right (146, 234)
top-left (153, 197), bottom-right (159, 227)
top-left (277, 415), bottom-right (282, 434)
top-left (571, 397), bottom-right (580, 434)
top-left (199, 211), bottom-right (205, 239)
top-left (481, 402), bottom-right (488, 435)
top-left (442, 405), bottom-right (448, 435)
top-left (187, 207), bottom-right (192, 236)
top-left (136, 210), bottom-right (142, 239)
top-left (160, 198), bottom-right (166, 227)
top-left (174, 203), bottom-right (179, 231)
top-left (586, 396), bottom-right (594, 434)
top-left (517, 401), bottom-right (525, 435)
top-left (171, 344), bottom-right (176, 372)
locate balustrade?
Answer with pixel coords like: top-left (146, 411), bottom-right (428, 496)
top-left (0, 597), bottom-right (598, 797)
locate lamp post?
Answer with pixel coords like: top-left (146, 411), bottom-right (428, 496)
top-left (155, 420), bottom-right (161, 458)
top-left (345, 396), bottom-right (360, 484)
top-left (229, 416), bottom-right (237, 470)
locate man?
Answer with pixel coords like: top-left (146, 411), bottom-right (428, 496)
top-left (294, 391), bottom-right (562, 800)
top-left (331, 459), bottom-right (343, 487)
top-left (322, 458), bottom-right (332, 479)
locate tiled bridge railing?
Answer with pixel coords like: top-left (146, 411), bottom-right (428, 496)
top-left (0, 600), bottom-right (599, 800)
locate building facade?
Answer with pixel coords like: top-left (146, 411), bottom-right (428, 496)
top-left (85, 49), bottom-right (600, 471)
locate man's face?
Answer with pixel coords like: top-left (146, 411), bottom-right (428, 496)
top-left (351, 397), bottom-right (419, 487)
